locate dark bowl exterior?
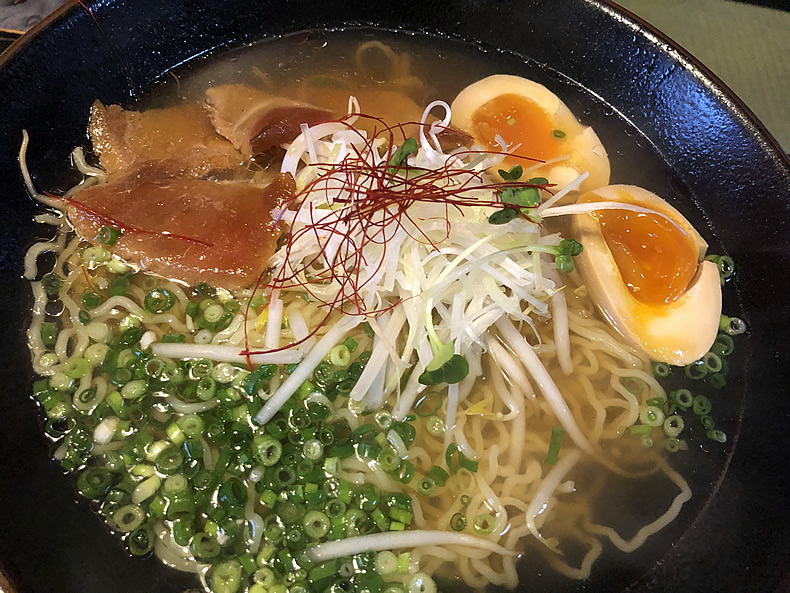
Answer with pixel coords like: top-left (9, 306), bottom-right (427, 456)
top-left (1, 1), bottom-right (789, 592)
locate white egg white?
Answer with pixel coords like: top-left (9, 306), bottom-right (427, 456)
top-left (571, 185), bottom-right (722, 366)
top-left (450, 74), bottom-right (610, 195)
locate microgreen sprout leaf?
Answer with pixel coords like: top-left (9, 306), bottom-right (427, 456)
top-left (425, 339), bottom-right (455, 373)
top-left (551, 238), bottom-right (584, 272)
top-left (488, 208), bottom-right (519, 225)
top-left (500, 187), bottom-right (541, 208)
top-left (386, 137), bottom-right (419, 175)
top-left (490, 170), bottom-right (546, 226)
top-left (419, 354), bottom-right (470, 386)
top-left (558, 238), bottom-right (583, 257)
top-left (498, 165), bottom-right (523, 181)
top-left (419, 337), bottom-right (470, 386)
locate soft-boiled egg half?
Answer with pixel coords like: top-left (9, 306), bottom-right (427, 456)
top-left (450, 74), bottom-right (610, 194)
top-left (571, 185), bottom-right (722, 366)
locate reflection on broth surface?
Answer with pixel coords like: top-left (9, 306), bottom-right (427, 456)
top-left (22, 30), bottom-right (743, 593)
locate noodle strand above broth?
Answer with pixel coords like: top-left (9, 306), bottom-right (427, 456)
top-left (22, 38), bottom-right (738, 593)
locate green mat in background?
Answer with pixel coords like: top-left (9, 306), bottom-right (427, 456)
top-left (616, 0), bottom-right (789, 150)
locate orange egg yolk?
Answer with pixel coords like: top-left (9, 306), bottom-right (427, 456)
top-left (471, 93), bottom-right (562, 163)
top-left (597, 207), bottom-right (699, 306)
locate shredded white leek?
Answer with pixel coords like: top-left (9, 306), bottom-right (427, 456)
top-left (307, 530), bottom-right (519, 562)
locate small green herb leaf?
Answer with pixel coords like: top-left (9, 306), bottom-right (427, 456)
top-left (488, 208), bottom-right (519, 225)
top-left (498, 165), bottom-right (523, 181)
top-left (552, 238), bottom-right (584, 272)
top-left (419, 354), bottom-right (469, 386)
top-left (419, 337), bottom-right (470, 386)
top-left (557, 238), bottom-right (583, 257)
top-left (500, 187), bottom-right (541, 208)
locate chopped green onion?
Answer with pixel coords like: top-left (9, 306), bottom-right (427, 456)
top-left (393, 460), bottom-right (415, 484)
top-left (131, 475), bottom-right (160, 504)
top-left (386, 137), bottom-right (418, 175)
top-left (711, 334), bottom-right (735, 357)
top-left (155, 447), bottom-right (184, 474)
top-left (408, 573), bottom-right (436, 593)
top-left (672, 389), bottom-right (694, 410)
top-left (303, 439), bottom-right (324, 461)
top-left (702, 352), bottom-right (722, 373)
top-left (425, 416), bottom-right (445, 436)
top-left (77, 467), bottom-right (114, 499)
top-left (176, 415), bottom-right (205, 439)
top-left (210, 559), bottom-right (243, 593)
top-left (416, 476), bottom-right (436, 496)
top-left (639, 406), bottom-right (665, 427)
top-left (714, 255), bottom-right (735, 280)
top-left (374, 550), bottom-right (398, 575)
top-left (303, 510), bottom-right (330, 538)
top-left (63, 357), bottom-right (91, 379)
top-left (652, 362), bottom-right (671, 378)
top-left (692, 395), bottom-right (712, 416)
top-left (663, 415), bottom-right (684, 438)
top-left (191, 532), bottom-right (221, 560)
top-left (41, 272), bottom-right (63, 295)
top-left (109, 275), bottom-right (131, 297)
top-left (377, 447), bottom-right (401, 473)
top-left (445, 442), bottom-right (464, 472)
top-left (684, 360), bottom-right (707, 380)
top-left (218, 477), bottom-right (247, 511)
top-left (329, 344), bottom-right (352, 368)
top-left (707, 429), bottom-right (727, 443)
top-left (473, 513), bottom-right (496, 535)
top-left (450, 512), bottom-right (467, 531)
top-left (427, 466), bottom-right (449, 487)
top-left (373, 411), bottom-right (392, 431)
top-left (40, 321), bottom-right (58, 346)
top-left (98, 226), bottom-right (122, 245)
top-left (720, 315), bottom-right (747, 336)
top-left (664, 438), bottom-right (681, 453)
top-left (545, 426), bottom-right (563, 465)
top-left (628, 424), bottom-right (653, 437)
top-left (81, 291), bottom-right (104, 310)
top-left (707, 372), bottom-right (727, 389)
top-left (144, 288), bottom-right (176, 314)
top-left (128, 524), bottom-right (155, 556)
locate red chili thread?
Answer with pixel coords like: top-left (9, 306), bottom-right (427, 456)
top-left (241, 116), bottom-right (553, 357)
top-left (77, 0), bottom-right (135, 91)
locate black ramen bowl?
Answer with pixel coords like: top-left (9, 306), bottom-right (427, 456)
top-left (1, 1), bottom-right (789, 592)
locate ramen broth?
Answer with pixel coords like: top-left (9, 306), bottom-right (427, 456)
top-left (24, 30), bottom-right (739, 593)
